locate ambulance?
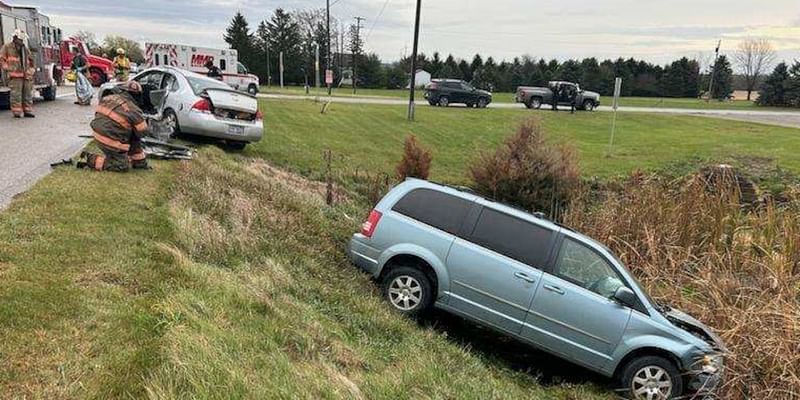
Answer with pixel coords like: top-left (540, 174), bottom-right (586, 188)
top-left (144, 42), bottom-right (259, 95)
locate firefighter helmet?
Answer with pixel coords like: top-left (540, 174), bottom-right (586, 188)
top-left (12, 29), bottom-right (28, 41)
top-left (120, 80), bottom-right (143, 94)
top-left (117, 48), bottom-right (126, 55)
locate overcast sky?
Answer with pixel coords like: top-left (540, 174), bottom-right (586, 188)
top-left (30, 0), bottom-right (800, 68)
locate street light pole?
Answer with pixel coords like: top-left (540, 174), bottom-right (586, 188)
top-left (407, 0), bottom-right (422, 121)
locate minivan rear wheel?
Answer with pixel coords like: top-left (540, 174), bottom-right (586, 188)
top-left (620, 356), bottom-right (683, 400)
top-left (382, 266), bottom-right (433, 316)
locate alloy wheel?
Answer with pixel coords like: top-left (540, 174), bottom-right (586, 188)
top-left (530, 98), bottom-right (541, 109)
top-left (631, 365), bottom-right (673, 400)
top-left (388, 275), bottom-right (422, 311)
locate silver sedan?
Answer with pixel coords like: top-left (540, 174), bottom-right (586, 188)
top-left (100, 66), bottom-right (263, 149)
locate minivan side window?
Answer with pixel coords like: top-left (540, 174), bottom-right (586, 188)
top-left (554, 238), bottom-right (625, 298)
top-left (469, 208), bottom-right (554, 269)
top-left (392, 189), bottom-right (472, 235)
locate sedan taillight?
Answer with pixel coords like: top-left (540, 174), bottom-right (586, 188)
top-left (191, 98), bottom-right (212, 113)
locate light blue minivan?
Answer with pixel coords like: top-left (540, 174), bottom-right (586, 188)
top-left (349, 179), bottom-right (725, 400)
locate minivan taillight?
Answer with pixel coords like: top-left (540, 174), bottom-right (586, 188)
top-left (361, 210), bottom-right (382, 238)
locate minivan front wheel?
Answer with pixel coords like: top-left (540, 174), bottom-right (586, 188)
top-left (382, 266), bottom-right (433, 316)
top-left (621, 356), bottom-right (683, 400)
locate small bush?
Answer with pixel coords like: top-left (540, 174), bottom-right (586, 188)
top-left (396, 134), bottom-right (432, 181)
top-left (469, 117), bottom-right (580, 218)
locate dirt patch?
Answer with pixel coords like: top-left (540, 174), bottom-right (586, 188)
top-left (244, 161), bottom-right (349, 204)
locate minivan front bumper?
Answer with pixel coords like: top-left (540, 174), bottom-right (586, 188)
top-left (348, 234), bottom-right (380, 276)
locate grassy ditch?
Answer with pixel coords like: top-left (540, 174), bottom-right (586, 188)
top-left (0, 149), bottom-right (611, 399)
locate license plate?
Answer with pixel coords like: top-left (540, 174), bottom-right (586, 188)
top-left (228, 125), bottom-right (245, 135)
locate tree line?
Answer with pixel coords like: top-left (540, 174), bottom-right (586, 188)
top-left (758, 61), bottom-right (800, 107)
top-left (224, 10), bottom-right (747, 99)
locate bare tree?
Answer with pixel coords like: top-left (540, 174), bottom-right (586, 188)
top-left (734, 38), bottom-right (776, 101)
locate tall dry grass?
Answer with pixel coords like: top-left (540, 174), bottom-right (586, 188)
top-left (565, 172), bottom-right (800, 399)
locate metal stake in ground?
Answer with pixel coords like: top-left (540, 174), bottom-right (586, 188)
top-left (607, 77), bottom-right (622, 156)
top-left (407, 0), bottom-right (422, 121)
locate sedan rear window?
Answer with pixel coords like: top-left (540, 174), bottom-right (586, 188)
top-left (392, 189), bottom-right (472, 235)
top-left (185, 75), bottom-right (230, 95)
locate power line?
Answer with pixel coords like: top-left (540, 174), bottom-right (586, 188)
top-left (365, 0), bottom-right (392, 42)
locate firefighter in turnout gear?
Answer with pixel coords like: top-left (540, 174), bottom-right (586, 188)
top-left (112, 48), bottom-right (131, 82)
top-left (0, 29), bottom-right (35, 118)
top-left (78, 81), bottom-right (150, 172)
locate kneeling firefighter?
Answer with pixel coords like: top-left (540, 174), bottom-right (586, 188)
top-left (79, 81), bottom-right (150, 171)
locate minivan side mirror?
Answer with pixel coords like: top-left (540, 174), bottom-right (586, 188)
top-left (613, 286), bottom-right (638, 308)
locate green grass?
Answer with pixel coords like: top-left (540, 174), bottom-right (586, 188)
top-left (251, 99), bottom-right (800, 183)
top-left (260, 86), bottom-right (800, 111)
top-left (0, 149), bottom-right (612, 399)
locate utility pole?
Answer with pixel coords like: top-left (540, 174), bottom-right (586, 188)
top-left (326, 0), bottom-right (332, 95)
top-left (707, 39), bottom-right (721, 101)
top-left (266, 43), bottom-right (271, 87)
top-left (407, 0), bottom-right (422, 121)
top-left (353, 16), bottom-right (365, 94)
top-left (315, 43), bottom-right (320, 89)
top-left (279, 51), bottom-right (284, 89)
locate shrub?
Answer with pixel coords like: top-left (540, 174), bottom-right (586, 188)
top-left (396, 134), bottom-right (432, 181)
top-left (469, 117), bottom-right (580, 218)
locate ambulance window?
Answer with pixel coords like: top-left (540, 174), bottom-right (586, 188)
top-left (237, 62), bottom-right (247, 74)
top-left (163, 54), bottom-right (169, 66)
top-left (220, 59), bottom-right (227, 71)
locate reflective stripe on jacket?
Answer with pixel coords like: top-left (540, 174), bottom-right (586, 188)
top-left (90, 93), bottom-right (150, 150)
top-left (0, 42), bottom-right (35, 80)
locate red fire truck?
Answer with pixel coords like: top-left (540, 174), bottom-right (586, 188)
top-left (60, 37), bottom-right (113, 86)
top-left (0, 1), bottom-right (61, 108)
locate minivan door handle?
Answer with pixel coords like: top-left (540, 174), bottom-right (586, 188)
top-left (543, 284), bottom-right (565, 295)
top-left (513, 272), bottom-right (536, 283)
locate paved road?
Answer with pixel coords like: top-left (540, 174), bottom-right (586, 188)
top-left (258, 93), bottom-right (800, 129)
top-left (0, 88), bottom-right (91, 208)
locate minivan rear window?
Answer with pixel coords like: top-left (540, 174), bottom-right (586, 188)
top-left (392, 189), bottom-right (472, 235)
top-left (469, 208), bottom-right (554, 269)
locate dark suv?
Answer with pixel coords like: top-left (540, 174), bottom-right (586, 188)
top-left (424, 79), bottom-right (492, 108)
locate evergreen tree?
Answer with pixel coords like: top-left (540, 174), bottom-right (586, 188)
top-left (556, 59), bottom-right (582, 83)
top-left (224, 12), bottom-right (255, 72)
top-left (709, 55), bottom-right (733, 100)
top-left (429, 52), bottom-right (443, 78)
top-left (579, 58), bottom-right (602, 91)
top-left (439, 54), bottom-right (459, 78)
top-left (758, 62), bottom-right (790, 106)
top-left (358, 53), bottom-right (384, 88)
top-left (458, 59), bottom-right (472, 81)
top-left (266, 8), bottom-right (303, 84)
